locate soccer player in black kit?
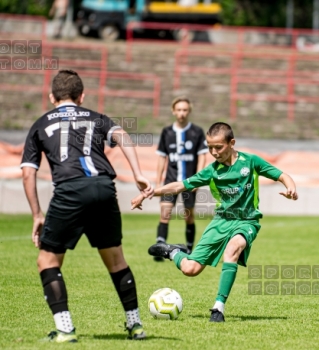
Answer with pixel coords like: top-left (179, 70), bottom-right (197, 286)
top-left (20, 70), bottom-right (153, 342)
top-left (154, 97), bottom-right (208, 261)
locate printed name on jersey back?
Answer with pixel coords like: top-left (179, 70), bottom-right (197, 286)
top-left (169, 152), bottom-right (194, 162)
top-left (47, 111), bottom-right (91, 120)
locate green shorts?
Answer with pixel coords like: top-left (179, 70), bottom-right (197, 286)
top-left (188, 218), bottom-right (261, 267)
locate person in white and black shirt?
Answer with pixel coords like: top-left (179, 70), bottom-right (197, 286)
top-left (21, 70), bottom-right (152, 342)
top-left (154, 97), bottom-right (208, 260)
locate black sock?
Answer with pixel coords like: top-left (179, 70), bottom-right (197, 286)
top-left (110, 266), bottom-right (138, 311)
top-left (40, 267), bottom-right (68, 315)
top-left (186, 223), bottom-right (195, 252)
top-left (156, 222), bottom-right (168, 243)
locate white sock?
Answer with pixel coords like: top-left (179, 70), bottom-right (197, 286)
top-left (125, 308), bottom-right (142, 328)
top-left (53, 311), bottom-right (74, 333)
top-left (213, 301), bottom-right (225, 314)
top-left (169, 248), bottom-right (180, 260)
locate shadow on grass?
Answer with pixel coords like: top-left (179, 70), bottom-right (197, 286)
top-left (230, 314), bottom-right (288, 321)
top-left (80, 334), bottom-right (181, 341)
top-left (190, 314), bottom-right (288, 321)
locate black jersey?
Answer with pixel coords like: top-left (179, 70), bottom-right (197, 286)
top-left (21, 103), bottom-right (120, 184)
top-left (156, 122), bottom-right (208, 183)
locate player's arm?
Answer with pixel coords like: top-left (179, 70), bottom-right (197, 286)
top-left (196, 128), bottom-right (208, 173)
top-left (277, 173), bottom-right (298, 200)
top-left (112, 128), bottom-right (153, 197)
top-left (156, 155), bottom-right (167, 188)
top-left (196, 153), bottom-right (206, 172)
top-left (22, 167), bottom-right (45, 248)
top-left (131, 181), bottom-right (186, 210)
top-left (252, 154), bottom-right (298, 201)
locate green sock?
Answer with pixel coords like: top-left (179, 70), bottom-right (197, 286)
top-left (216, 262), bottom-right (238, 303)
top-left (173, 252), bottom-right (189, 270)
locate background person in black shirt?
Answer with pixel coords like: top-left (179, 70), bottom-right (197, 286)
top-left (21, 70), bottom-right (153, 342)
top-left (154, 97), bottom-right (208, 260)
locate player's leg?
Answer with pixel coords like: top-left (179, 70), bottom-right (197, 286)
top-left (211, 220), bottom-right (260, 322)
top-left (148, 241), bottom-right (205, 274)
top-left (210, 234), bottom-right (246, 323)
top-left (53, 7), bottom-right (65, 38)
top-left (157, 198), bottom-right (176, 242)
top-left (154, 198), bottom-right (175, 261)
top-left (182, 191), bottom-right (196, 254)
top-left (38, 244), bottom-right (77, 342)
top-left (87, 176), bottom-right (145, 340)
top-left (185, 208), bottom-right (195, 254)
top-left (98, 246), bottom-right (145, 340)
top-left (38, 177), bottom-right (90, 342)
top-left (149, 216), bottom-right (222, 276)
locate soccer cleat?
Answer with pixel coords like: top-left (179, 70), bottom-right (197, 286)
top-left (148, 243), bottom-right (188, 260)
top-left (153, 256), bottom-right (165, 262)
top-left (209, 308), bottom-right (225, 322)
top-left (126, 322), bottom-right (146, 340)
top-left (41, 329), bottom-right (78, 343)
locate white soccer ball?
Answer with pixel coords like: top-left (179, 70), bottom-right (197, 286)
top-left (148, 288), bottom-right (183, 320)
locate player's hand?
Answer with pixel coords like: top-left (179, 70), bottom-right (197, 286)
top-left (131, 194), bottom-right (145, 210)
top-left (135, 175), bottom-right (154, 198)
top-left (279, 188), bottom-right (298, 200)
top-left (32, 214), bottom-right (45, 248)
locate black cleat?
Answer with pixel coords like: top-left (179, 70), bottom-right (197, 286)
top-left (148, 243), bottom-right (187, 260)
top-left (209, 309), bottom-right (225, 322)
top-left (153, 256), bottom-right (165, 262)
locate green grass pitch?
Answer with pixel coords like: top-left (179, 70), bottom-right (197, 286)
top-left (1, 213), bottom-right (319, 350)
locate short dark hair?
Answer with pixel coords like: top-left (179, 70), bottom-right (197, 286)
top-left (51, 70), bottom-right (84, 102)
top-left (207, 122), bottom-right (234, 142)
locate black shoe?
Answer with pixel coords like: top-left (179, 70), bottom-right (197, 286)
top-left (153, 256), bottom-right (165, 262)
top-left (209, 308), bottom-right (225, 322)
top-left (148, 243), bottom-right (187, 260)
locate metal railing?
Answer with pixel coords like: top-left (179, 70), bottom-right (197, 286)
top-left (174, 49), bottom-right (319, 121)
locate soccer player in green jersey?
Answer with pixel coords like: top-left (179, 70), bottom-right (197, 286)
top-left (131, 122), bottom-right (298, 322)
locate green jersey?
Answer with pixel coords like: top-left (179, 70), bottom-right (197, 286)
top-left (183, 151), bottom-right (282, 220)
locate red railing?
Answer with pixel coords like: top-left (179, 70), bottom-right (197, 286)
top-left (41, 42), bottom-right (108, 112)
top-left (0, 39), bottom-right (160, 117)
top-left (174, 49), bottom-right (319, 121)
top-left (0, 15), bottom-right (161, 118)
top-left (42, 68), bottom-right (161, 117)
top-left (98, 71), bottom-right (161, 117)
top-left (0, 68), bottom-right (161, 118)
top-left (2, 16), bottom-right (319, 122)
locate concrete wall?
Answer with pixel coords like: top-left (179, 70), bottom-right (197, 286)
top-left (1, 179), bottom-right (317, 215)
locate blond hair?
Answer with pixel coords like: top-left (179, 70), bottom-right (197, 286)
top-left (171, 96), bottom-right (192, 112)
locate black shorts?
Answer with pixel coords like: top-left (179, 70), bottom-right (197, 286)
top-left (40, 176), bottom-right (122, 253)
top-left (160, 191), bottom-right (196, 209)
